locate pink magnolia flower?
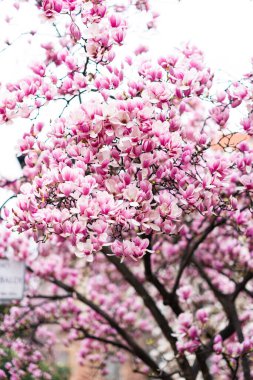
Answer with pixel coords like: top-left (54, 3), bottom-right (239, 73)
top-left (209, 106), bottom-right (229, 127)
top-left (109, 14), bottom-right (121, 28)
top-left (70, 22), bottom-right (81, 41)
top-left (42, 0), bottom-right (63, 17)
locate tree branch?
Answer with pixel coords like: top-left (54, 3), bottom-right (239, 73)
top-left (192, 259), bottom-right (251, 380)
top-left (143, 239), bottom-right (212, 379)
top-left (77, 328), bottom-right (134, 353)
top-left (27, 294), bottom-right (71, 300)
top-left (227, 303), bottom-right (251, 380)
top-left (143, 252), bottom-right (182, 315)
top-left (233, 273), bottom-right (253, 301)
top-left (27, 266), bottom-right (170, 379)
top-left (172, 217), bottom-right (225, 295)
top-left (102, 248), bottom-right (195, 380)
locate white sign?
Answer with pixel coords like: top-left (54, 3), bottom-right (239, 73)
top-left (0, 260), bottom-right (25, 302)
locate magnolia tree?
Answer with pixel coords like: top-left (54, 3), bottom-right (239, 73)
top-left (1, 0), bottom-right (253, 379)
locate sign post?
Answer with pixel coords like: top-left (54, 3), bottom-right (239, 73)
top-left (0, 260), bottom-right (25, 303)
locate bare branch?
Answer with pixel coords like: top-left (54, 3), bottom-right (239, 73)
top-left (172, 217), bottom-right (225, 295)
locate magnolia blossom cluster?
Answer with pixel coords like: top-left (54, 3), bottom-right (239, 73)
top-left (0, 224), bottom-right (31, 261)
top-left (0, 338), bottom-right (52, 379)
top-left (10, 47), bottom-right (253, 264)
top-left (0, 0), bottom-right (155, 125)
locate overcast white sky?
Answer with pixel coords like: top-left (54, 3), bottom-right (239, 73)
top-left (154, 0), bottom-right (253, 78)
top-left (0, 0), bottom-right (252, 182)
